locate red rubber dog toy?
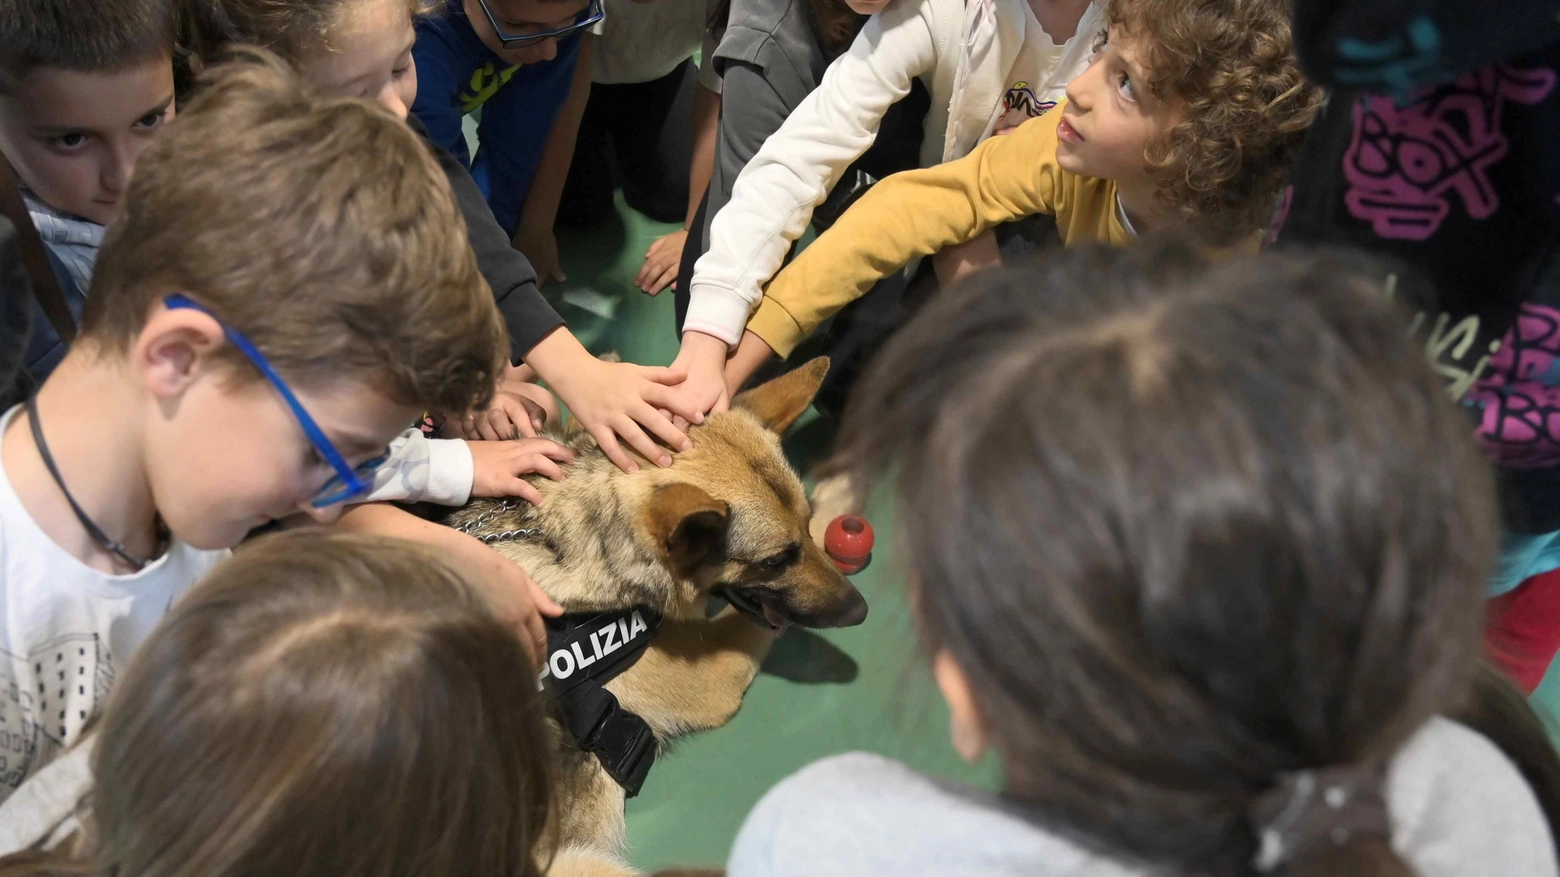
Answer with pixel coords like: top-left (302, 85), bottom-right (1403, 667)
top-left (825, 514), bottom-right (874, 574)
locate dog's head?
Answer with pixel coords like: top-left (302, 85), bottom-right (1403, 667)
top-left (641, 358), bottom-right (867, 629)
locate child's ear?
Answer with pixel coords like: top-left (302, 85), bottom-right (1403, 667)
top-left (134, 299), bottom-right (228, 399)
top-left (932, 649), bottom-right (989, 763)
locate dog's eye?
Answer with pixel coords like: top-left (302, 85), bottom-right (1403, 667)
top-left (758, 544), bottom-right (800, 570)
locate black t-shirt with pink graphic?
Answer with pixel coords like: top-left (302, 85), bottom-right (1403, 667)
top-left (1273, 1), bottom-right (1560, 532)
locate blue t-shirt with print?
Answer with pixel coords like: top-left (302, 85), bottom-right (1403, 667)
top-left (412, 8), bottom-right (582, 235)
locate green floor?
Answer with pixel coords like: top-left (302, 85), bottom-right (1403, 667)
top-left (550, 199), bottom-right (999, 872)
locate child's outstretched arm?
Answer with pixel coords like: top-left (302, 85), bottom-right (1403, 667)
top-left (723, 330), bottom-right (776, 398)
top-left (334, 503), bottom-right (563, 664)
top-left (747, 109), bottom-right (1071, 361)
top-left (512, 35), bottom-right (595, 287)
top-left (683, 0), bottom-right (941, 348)
top-left (524, 328), bottom-right (706, 473)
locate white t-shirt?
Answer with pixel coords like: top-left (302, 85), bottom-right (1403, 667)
top-left (989, 2), bottom-right (1106, 133)
top-left (593, 0), bottom-right (723, 89)
top-left (0, 406), bottom-right (228, 805)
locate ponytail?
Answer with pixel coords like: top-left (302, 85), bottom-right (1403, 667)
top-left (1284, 842), bottom-right (1418, 877)
top-left (1248, 763), bottom-right (1409, 876)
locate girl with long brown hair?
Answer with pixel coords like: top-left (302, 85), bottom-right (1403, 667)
top-left (727, 243), bottom-right (1560, 877)
top-left (0, 530), bottom-right (555, 877)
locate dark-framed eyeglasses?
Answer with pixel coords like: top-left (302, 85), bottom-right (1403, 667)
top-left (474, 0), bottom-right (604, 47)
top-left (164, 295), bottom-right (389, 508)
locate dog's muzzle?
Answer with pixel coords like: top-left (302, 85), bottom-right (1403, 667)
top-left (716, 585), bottom-right (868, 629)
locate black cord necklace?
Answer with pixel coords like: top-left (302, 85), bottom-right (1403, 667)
top-left (25, 395), bottom-right (163, 571)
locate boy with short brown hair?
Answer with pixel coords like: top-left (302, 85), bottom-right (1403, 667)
top-left (0, 0), bottom-right (178, 378)
top-left (0, 52), bottom-right (521, 803)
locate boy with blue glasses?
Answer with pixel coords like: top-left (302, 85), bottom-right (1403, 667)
top-left (0, 54), bottom-right (558, 803)
top-left (412, 0), bottom-right (602, 286)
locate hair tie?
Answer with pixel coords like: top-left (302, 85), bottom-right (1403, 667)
top-left (1249, 763), bottom-right (1392, 872)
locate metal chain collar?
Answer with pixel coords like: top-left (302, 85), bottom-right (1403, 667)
top-left (452, 499), bottom-right (546, 545)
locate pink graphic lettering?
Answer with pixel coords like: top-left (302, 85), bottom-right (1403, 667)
top-left (1469, 303), bottom-right (1560, 468)
top-left (1342, 65), bottom-right (1556, 240)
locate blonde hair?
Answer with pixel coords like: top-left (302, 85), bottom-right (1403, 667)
top-left (0, 530), bottom-right (555, 877)
top-left (81, 48), bottom-right (505, 415)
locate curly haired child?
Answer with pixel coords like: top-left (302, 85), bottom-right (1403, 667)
top-left (717, 0), bottom-right (1323, 394)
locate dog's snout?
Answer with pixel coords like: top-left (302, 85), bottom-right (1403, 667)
top-left (814, 585), bottom-right (868, 628)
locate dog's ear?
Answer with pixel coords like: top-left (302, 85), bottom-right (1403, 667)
top-left (647, 482), bottom-right (730, 575)
top-left (733, 357), bottom-right (830, 434)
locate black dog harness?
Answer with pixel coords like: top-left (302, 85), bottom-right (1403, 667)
top-left (541, 606), bottom-right (663, 797)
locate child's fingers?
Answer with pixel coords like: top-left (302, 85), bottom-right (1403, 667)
top-left (505, 477), bottom-right (546, 506)
top-left (482, 406), bottom-right (520, 440)
top-left (631, 403), bottom-right (690, 455)
top-left (517, 453), bottom-right (566, 482)
top-left (528, 578), bottom-right (564, 616)
top-left (476, 413), bottom-right (507, 442)
top-left (523, 608), bottom-right (548, 665)
top-left (502, 399), bottom-right (540, 438)
top-left (514, 438), bottom-right (575, 464)
top-left (648, 262), bottom-right (678, 295)
top-left (615, 414), bottom-right (673, 468)
top-left (642, 381), bottom-right (706, 426)
top-left (637, 365), bottom-right (688, 386)
top-left (593, 427), bottom-right (640, 474)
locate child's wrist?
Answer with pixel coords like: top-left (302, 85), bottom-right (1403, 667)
top-left (680, 330), bottom-right (730, 363)
top-left (523, 329), bottom-right (591, 387)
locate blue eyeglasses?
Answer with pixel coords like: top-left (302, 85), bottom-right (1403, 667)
top-left (475, 0), bottom-right (603, 47)
top-left (165, 295), bottom-right (389, 508)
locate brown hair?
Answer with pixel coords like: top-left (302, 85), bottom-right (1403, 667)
top-left (0, 0), bottom-right (176, 88)
top-left (82, 47), bottom-right (505, 415)
top-left (832, 242), bottom-right (1510, 875)
top-left (180, 0), bottom-right (443, 66)
top-left (0, 530), bottom-right (555, 877)
top-left (1106, 0), bottom-right (1322, 243)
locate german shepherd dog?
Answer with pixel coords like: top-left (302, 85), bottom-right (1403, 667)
top-left (440, 358), bottom-right (867, 876)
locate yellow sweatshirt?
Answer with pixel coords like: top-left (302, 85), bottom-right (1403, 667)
top-left (748, 102), bottom-right (1130, 358)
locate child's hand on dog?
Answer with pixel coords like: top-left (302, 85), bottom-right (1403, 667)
top-left (443, 531), bottom-right (563, 664)
top-left (549, 356), bottom-right (705, 473)
top-left (469, 437), bottom-right (575, 504)
top-left (333, 504), bottom-right (562, 664)
top-left (445, 378), bottom-right (560, 441)
top-left (668, 331), bottom-right (734, 426)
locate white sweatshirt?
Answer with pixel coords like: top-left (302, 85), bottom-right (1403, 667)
top-left (684, 0), bottom-right (1105, 344)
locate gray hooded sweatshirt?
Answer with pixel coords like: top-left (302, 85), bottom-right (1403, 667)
top-left (729, 719), bottom-right (1558, 877)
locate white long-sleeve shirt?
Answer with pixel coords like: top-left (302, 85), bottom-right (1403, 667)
top-left (684, 0), bottom-right (1103, 345)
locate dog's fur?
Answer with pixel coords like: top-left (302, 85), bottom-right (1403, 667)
top-left (441, 358), bottom-right (866, 876)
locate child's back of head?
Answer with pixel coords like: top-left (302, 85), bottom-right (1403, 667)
top-left (179, 0), bottom-right (440, 71)
top-left (0, 530), bottom-right (554, 877)
top-left (826, 243), bottom-right (1556, 875)
top-left (83, 46), bottom-right (505, 417)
